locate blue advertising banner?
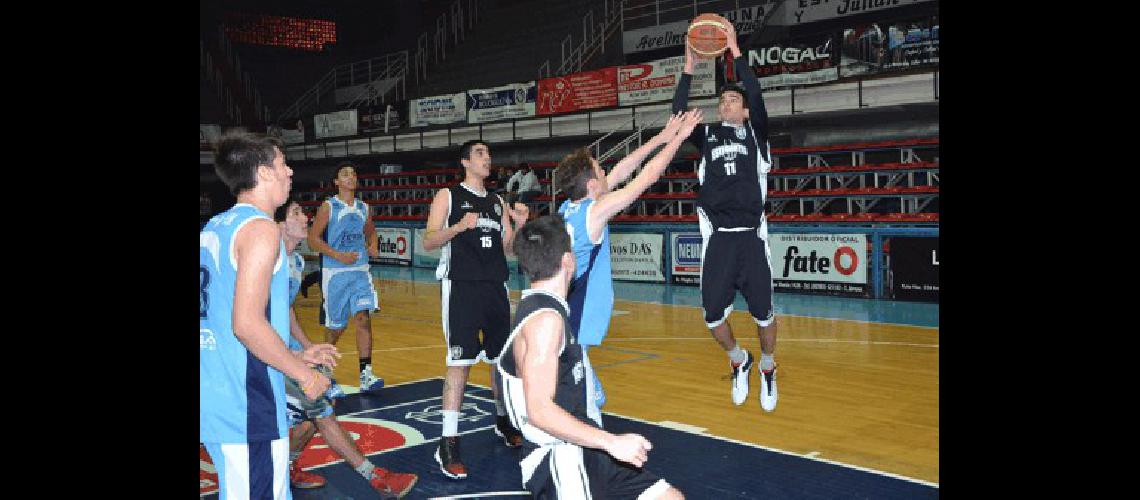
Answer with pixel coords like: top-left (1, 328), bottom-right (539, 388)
top-left (466, 82), bottom-right (537, 124)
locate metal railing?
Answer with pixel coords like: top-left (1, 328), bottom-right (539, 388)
top-left (539, 0), bottom-right (624, 79)
top-left (202, 29), bottom-right (272, 125)
top-left (280, 0), bottom-right (481, 123)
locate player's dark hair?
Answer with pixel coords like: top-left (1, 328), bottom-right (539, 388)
top-left (719, 84), bottom-right (749, 106)
top-left (513, 215), bottom-right (572, 282)
top-left (214, 132), bottom-right (284, 196)
top-left (333, 162), bottom-right (355, 182)
top-left (553, 148), bottom-right (596, 201)
top-left (458, 140), bottom-right (490, 165)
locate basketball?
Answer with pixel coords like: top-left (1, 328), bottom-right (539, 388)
top-left (687, 13), bottom-right (730, 56)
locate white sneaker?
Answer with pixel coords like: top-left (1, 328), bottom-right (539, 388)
top-left (730, 350), bottom-right (753, 406)
top-left (360, 365), bottom-right (384, 394)
top-left (758, 366), bottom-right (777, 412)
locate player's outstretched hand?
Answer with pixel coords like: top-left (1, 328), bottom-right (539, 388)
top-left (723, 19), bottom-right (739, 54)
top-left (653, 112), bottom-right (685, 144)
top-left (299, 343), bottom-right (341, 368)
top-left (604, 433), bottom-right (653, 468)
top-left (677, 109), bottom-right (704, 137)
top-left (509, 202), bottom-right (529, 225)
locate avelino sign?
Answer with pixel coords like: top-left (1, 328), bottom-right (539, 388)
top-left (622, 5), bottom-right (770, 55)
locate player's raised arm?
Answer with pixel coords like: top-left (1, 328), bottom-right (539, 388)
top-left (725, 20), bottom-right (769, 143)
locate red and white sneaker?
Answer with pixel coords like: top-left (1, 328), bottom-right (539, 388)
top-left (434, 436), bottom-right (468, 479)
top-left (368, 467), bottom-right (418, 499)
top-left (289, 460), bottom-right (326, 489)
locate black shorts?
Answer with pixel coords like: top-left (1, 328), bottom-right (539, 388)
top-left (524, 445), bottom-right (670, 499)
top-left (700, 230), bottom-right (775, 328)
top-left (441, 279), bottom-right (511, 366)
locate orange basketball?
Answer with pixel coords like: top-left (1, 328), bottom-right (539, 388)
top-left (687, 13), bottom-right (730, 57)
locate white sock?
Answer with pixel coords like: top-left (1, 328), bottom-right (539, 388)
top-left (442, 410), bottom-right (460, 437)
top-left (727, 344), bottom-right (746, 365)
top-left (354, 459), bottom-right (376, 479)
top-left (760, 352), bottom-right (775, 372)
top-left (495, 398), bottom-right (507, 416)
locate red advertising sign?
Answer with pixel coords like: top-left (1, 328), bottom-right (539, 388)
top-left (537, 67), bottom-right (618, 116)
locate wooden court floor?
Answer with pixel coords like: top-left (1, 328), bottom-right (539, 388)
top-left (295, 276), bottom-right (939, 485)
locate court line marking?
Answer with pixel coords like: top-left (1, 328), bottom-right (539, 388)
top-left (428, 492), bottom-right (531, 499)
top-left (458, 380), bottom-right (939, 489)
top-left (329, 378), bottom-right (938, 488)
top-left (601, 337), bottom-right (939, 348)
top-left (361, 276), bottom-right (940, 329)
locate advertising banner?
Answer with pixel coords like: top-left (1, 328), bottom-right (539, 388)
top-left (370, 227), bottom-right (411, 266)
top-left (889, 236), bottom-right (938, 302)
top-left (610, 233), bottom-right (665, 283)
top-left (840, 16), bottom-right (938, 77)
top-left (314, 109), bottom-right (359, 139)
top-left (617, 55), bottom-right (715, 106)
top-left (774, 0), bottom-right (937, 26)
top-left (746, 34), bottom-right (839, 89)
top-left (467, 82), bottom-right (537, 124)
top-left (670, 233), bottom-right (703, 285)
top-left (537, 67), bottom-right (618, 116)
top-left (770, 233), bottom-right (867, 296)
top-left (409, 92), bottom-right (467, 127)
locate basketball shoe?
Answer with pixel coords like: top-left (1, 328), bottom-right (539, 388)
top-left (289, 460), bottom-right (326, 489)
top-left (494, 415), bottom-right (523, 448)
top-left (368, 467), bottom-right (418, 499)
top-left (360, 365), bottom-right (384, 393)
top-left (758, 365), bottom-right (778, 412)
top-left (435, 436), bottom-right (468, 479)
top-left (730, 349), bottom-right (753, 406)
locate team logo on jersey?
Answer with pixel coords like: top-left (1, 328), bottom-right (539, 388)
top-left (572, 361), bottom-right (584, 384)
top-left (461, 202), bottom-right (474, 210)
top-left (735, 126), bottom-right (747, 141)
top-left (493, 203), bottom-right (502, 217)
top-left (200, 329), bottom-right (217, 351)
top-left (450, 346), bottom-right (463, 359)
top-left (708, 134), bottom-right (717, 143)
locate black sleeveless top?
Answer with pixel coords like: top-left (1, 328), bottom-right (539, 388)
top-left (500, 290), bottom-right (594, 451)
top-left (439, 183), bottom-right (508, 281)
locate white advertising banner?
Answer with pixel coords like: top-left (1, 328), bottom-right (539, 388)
top-left (670, 233), bottom-right (703, 285)
top-left (467, 82), bottom-right (537, 124)
top-left (410, 92), bottom-right (467, 127)
top-left (617, 56), bottom-right (715, 106)
top-left (775, 0), bottom-right (936, 26)
top-left (314, 110), bottom-right (358, 139)
top-left (413, 228), bottom-right (441, 268)
top-left (769, 233), bottom-right (867, 295)
top-left (371, 227), bottom-right (412, 266)
top-left (622, 5), bottom-right (771, 54)
top-left (609, 233), bottom-right (665, 283)
top-left (279, 128), bottom-right (305, 145)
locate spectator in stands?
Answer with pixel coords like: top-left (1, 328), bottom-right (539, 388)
top-left (509, 163), bottom-right (542, 206)
top-left (486, 163), bottom-right (502, 193)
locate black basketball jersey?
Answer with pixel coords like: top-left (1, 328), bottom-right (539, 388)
top-left (696, 121), bottom-right (772, 230)
top-left (435, 183), bottom-right (509, 282)
top-left (498, 290), bottom-right (594, 452)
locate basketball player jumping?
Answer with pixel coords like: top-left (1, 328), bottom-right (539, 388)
top-left (672, 21), bottom-right (780, 412)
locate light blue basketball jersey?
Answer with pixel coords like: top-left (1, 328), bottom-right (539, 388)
top-left (200, 203), bottom-right (292, 443)
top-left (322, 196), bottom-right (370, 269)
top-left (559, 198), bottom-right (613, 346)
top-left (286, 251), bottom-right (305, 351)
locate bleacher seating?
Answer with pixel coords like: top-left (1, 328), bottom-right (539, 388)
top-left (296, 137), bottom-right (939, 226)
